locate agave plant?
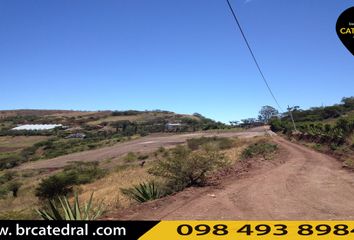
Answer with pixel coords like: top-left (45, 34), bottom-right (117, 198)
top-left (121, 181), bottom-right (162, 203)
top-left (36, 192), bottom-right (104, 220)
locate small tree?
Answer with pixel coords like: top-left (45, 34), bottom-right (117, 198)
top-left (341, 96), bottom-right (354, 109)
top-left (258, 106), bottom-right (279, 123)
top-left (148, 145), bottom-right (229, 191)
top-left (35, 175), bottom-right (76, 200)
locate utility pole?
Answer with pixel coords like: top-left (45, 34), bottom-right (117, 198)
top-left (287, 105), bottom-right (297, 132)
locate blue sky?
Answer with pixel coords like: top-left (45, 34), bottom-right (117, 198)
top-left (0, 0), bottom-right (353, 123)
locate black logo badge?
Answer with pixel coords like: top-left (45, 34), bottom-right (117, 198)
top-left (336, 7), bottom-right (354, 55)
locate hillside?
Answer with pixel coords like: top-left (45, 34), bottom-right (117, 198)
top-left (0, 120), bottom-right (247, 220)
top-left (0, 109), bottom-right (228, 171)
top-left (0, 109), bottom-right (240, 219)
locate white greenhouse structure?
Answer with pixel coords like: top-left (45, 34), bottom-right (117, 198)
top-left (12, 124), bottom-right (63, 131)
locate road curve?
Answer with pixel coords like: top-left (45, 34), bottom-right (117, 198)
top-left (112, 136), bottom-right (354, 220)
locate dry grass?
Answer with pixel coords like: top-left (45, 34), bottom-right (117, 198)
top-left (223, 136), bottom-right (269, 163)
top-left (49, 111), bottom-right (101, 117)
top-left (0, 136), bottom-right (49, 152)
top-left (78, 164), bottom-right (153, 212)
top-left (0, 169), bottom-right (52, 219)
top-left (87, 112), bottom-right (198, 125)
top-left (87, 115), bottom-right (144, 125)
top-left (0, 110), bottom-right (86, 118)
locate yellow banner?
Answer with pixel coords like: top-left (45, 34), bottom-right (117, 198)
top-left (140, 221), bottom-right (354, 240)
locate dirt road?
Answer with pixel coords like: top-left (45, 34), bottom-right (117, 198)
top-left (18, 128), bottom-right (265, 170)
top-left (113, 136), bottom-right (354, 220)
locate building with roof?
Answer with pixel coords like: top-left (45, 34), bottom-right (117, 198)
top-left (165, 123), bottom-right (183, 132)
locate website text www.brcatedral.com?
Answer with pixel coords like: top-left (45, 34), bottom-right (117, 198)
top-left (0, 223), bottom-right (126, 237)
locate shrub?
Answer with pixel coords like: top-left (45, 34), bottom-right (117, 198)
top-left (36, 192), bottom-right (103, 220)
top-left (0, 155), bottom-right (24, 170)
top-left (121, 181), bottom-right (162, 203)
top-left (35, 175), bottom-right (75, 199)
top-left (149, 145), bottom-right (229, 191)
top-left (63, 161), bottom-right (106, 184)
top-left (187, 137), bottom-right (234, 151)
top-left (313, 143), bottom-right (322, 151)
top-left (20, 146), bottom-right (38, 159)
top-left (336, 118), bottom-right (353, 136)
top-left (269, 118), bottom-right (283, 132)
top-left (241, 141), bottom-right (278, 160)
top-left (36, 162), bottom-right (106, 199)
top-left (112, 110), bottom-right (141, 116)
top-left (330, 143), bottom-right (338, 151)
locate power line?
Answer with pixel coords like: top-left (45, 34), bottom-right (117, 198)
top-left (225, 0), bottom-right (283, 112)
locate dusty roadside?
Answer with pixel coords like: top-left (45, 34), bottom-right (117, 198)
top-left (107, 136), bottom-right (354, 220)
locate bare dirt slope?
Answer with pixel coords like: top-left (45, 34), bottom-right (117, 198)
top-left (17, 128), bottom-right (264, 170)
top-left (111, 136), bottom-right (354, 220)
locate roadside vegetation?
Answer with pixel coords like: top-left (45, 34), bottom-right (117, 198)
top-left (149, 144), bottom-right (229, 191)
top-left (121, 181), bottom-right (162, 203)
top-left (36, 193), bottom-right (103, 220)
top-left (0, 171), bottom-right (22, 199)
top-left (35, 162), bottom-right (106, 199)
top-left (120, 141), bottom-right (232, 203)
top-left (187, 136), bottom-right (235, 150)
top-left (269, 96), bottom-right (354, 168)
top-left (120, 136), bottom-right (277, 204)
top-left (241, 140), bottom-right (278, 160)
top-left (0, 133), bottom-right (275, 219)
